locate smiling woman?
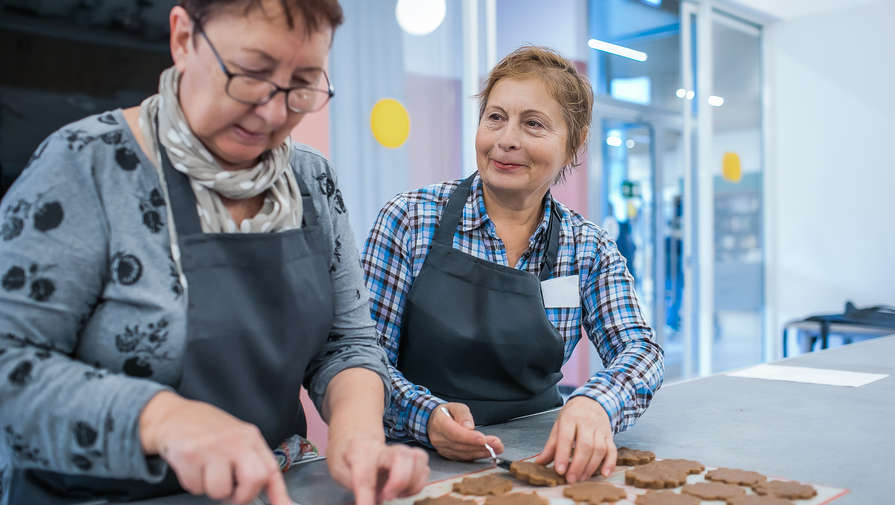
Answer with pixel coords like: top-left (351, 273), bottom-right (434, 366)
top-left (362, 46), bottom-right (664, 484)
top-left (0, 1), bottom-right (430, 504)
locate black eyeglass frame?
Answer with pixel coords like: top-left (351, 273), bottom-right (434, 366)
top-left (193, 22), bottom-right (335, 114)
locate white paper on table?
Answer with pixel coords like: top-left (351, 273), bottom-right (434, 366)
top-left (727, 363), bottom-right (888, 387)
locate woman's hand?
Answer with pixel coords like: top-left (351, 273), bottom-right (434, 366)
top-left (327, 435), bottom-right (430, 505)
top-left (534, 396), bottom-right (616, 483)
top-left (139, 391), bottom-right (292, 505)
top-left (427, 402), bottom-right (504, 461)
top-left (324, 368), bottom-right (430, 504)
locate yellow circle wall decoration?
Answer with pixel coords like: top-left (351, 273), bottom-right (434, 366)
top-left (722, 152), bottom-right (742, 182)
top-left (370, 98), bottom-right (410, 149)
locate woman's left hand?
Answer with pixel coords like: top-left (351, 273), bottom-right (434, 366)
top-left (534, 396), bottom-right (616, 483)
top-left (327, 435), bottom-right (430, 505)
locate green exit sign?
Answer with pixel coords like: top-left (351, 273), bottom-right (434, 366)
top-left (621, 180), bottom-right (641, 198)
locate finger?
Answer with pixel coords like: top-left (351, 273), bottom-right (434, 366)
top-left (378, 448), bottom-right (414, 502)
top-left (440, 436), bottom-right (493, 453)
top-left (403, 449), bottom-right (431, 497)
top-left (437, 444), bottom-right (493, 462)
top-left (327, 450), bottom-right (352, 488)
top-left (231, 451), bottom-right (274, 505)
top-left (599, 437), bottom-right (617, 478)
top-left (348, 451), bottom-right (378, 505)
top-left (445, 403), bottom-right (476, 429)
top-left (484, 435), bottom-right (504, 454)
top-left (437, 407), bottom-right (485, 447)
top-left (582, 434), bottom-right (605, 481)
top-left (566, 426), bottom-right (595, 484)
top-left (439, 422), bottom-right (487, 447)
top-left (202, 459), bottom-right (234, 501)
top-left (171, 459), bottom-right (205, 496)
top-left (552, 419), bottom-right (577, 476)
top-left (534, 422), bottom-right (559, 465)
top-left (264, 471), bottom-right (293, 505)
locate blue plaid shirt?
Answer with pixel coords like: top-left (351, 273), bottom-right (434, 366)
top-left (361, 175), bottom-right (664, 446)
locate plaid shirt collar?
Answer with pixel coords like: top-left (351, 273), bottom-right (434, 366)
top-left (461, 174), bottom-right (555, 247)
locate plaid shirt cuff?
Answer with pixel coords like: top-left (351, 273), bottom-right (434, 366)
top-left (408, 394), bottom-right (448, 447)
top-left (568, 385), bottom-right (624, 434)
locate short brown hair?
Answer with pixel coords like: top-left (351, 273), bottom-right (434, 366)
top-left (477, 46), bottom-right (594, 177)
top-left (180, 0), bottom-right (344, 35)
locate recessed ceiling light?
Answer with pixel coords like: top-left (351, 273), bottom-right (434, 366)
top-left (587, 38), bottom-right (647, 62)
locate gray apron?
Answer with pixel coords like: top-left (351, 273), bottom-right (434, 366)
top-left (10, 129), bottom-right (333, 503)
top-left (398, 174), bottom-right (565, 426)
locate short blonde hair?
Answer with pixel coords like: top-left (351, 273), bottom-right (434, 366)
top-left (477, 46), bottom-right (594, 176)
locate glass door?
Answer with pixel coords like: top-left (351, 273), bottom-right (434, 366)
top-left (597, 115), bottom-right (686, 380)
top-left (601, 120), bottom-right (657, 327)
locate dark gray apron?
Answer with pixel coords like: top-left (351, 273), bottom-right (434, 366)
top-left (398, 174), bottom-right (565, 427)
top-left (10, 130), bottom-right (333, 503)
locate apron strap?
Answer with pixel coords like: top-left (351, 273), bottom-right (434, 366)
top-left (432, 173), bottom-right (562, 281)
top-left (431, 173), bottom-right (475, 246)
top-left (538, 199), bottom-right (561, 281)
top-left (156, 115), bottom-right (203, 236)
top-left (295, 175), bottom-right (319, 228)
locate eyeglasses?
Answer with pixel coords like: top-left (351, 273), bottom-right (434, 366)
top-left (195, 24), bottom-right (334, 114)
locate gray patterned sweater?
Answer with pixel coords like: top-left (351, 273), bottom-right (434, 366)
top-left (0, 109), bottom-right (390, 503)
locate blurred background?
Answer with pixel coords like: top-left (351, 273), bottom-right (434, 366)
top-left (2, 0), bottom-right (893, 449)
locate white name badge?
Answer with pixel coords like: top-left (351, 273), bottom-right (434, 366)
top-left (540, 275), bottom-right (580, 308)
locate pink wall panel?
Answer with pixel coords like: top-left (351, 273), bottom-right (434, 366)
top-left (550, 152), bottom-right (589, 216)
top-left (291, 102), bottom-right (330, 157)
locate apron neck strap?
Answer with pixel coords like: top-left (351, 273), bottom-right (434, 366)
top-left (156, 114), bottom-right (203, 236)
top-left (539, 200), bottom-right (560, 281)
top-left (433, 173), bottom-right (562, 281)
top-left (295, 176), bottom-right (318, 227)
top-left (431, 173), bottom-right (476, 246)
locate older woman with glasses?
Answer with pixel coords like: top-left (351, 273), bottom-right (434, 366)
top-left (0, 1), bottom-right (428, 504)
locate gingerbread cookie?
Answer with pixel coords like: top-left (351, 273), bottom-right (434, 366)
top-left (727, 496), bottom-right (794, 505)
top-left (563, 481), bottom-right (627, 503)
top-left (452, 474), bottom-right (514, 496)
top-left (415, 494), bottom-right (478, 505)
top-left (617, 447), bottom-right (656, 466)
top-left (752, 480), bottom-right (817, 500)
top-left (484, 491), bottom-right (549, 505)
top-left (681, 481), bottom-right (745, 500)
top-left (509, 461), bottom-right (566, 486)
top-left (659, 459), bottom-right (705, 474)
top-left (625, 459), bottom-right (704, 489)
top-left (634, 491), bottom-right (700, 505)
top-left (705, 467), bottom-right (767, 486)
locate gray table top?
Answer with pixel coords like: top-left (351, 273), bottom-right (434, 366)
top-left (131, 335), bottom-right (894, 505)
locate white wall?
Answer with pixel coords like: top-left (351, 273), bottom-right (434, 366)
top-left (721, 0), bottom-right (880, 21)
top-left (496, 0), bottom-right (588, 61)
top-left (764, 0), bottom-right (895, 344)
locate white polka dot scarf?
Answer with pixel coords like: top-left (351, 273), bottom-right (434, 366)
top-left (138, 66), bottom-right (302, 233)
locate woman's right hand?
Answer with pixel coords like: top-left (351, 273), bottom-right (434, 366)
top-left (426, 402), bottom-right (504, 461)
top-left (139, 391), bottom-right (293, 505)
